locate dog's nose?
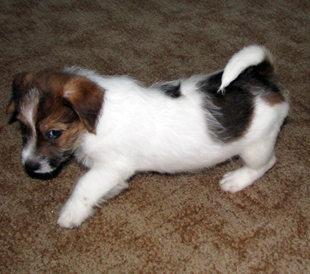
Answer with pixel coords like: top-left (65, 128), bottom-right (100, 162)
top-left (24, 159), bottom-right (41, 172)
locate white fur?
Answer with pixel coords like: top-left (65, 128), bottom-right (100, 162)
top-left (20, 89), bottom-right (55, 173)
top-left (56, 49), bottom-right (289, 228)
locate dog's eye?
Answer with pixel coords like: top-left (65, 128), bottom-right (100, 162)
top-left (47, 130), bottom-right (63, 140)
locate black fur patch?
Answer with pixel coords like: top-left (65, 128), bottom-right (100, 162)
top-left (235, 61), bottom-right (286, 105)
top-left (199, 71), bottom-right (254, 142)
top-left (160, 82), bottom-right (182, 98)
top-left (199, 61), bottom-right (284, 142)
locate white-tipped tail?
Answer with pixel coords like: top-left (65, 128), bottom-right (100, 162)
top-left (218, 45), bottom-right (272, 92)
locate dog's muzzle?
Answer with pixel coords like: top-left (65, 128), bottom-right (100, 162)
top-left (23, 155), bottom-right (56, 175)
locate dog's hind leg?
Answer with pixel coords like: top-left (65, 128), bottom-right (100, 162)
top-left (220, 138), bottom-right (277, 193)
top-left (57, 164), bottom-right (133, 228)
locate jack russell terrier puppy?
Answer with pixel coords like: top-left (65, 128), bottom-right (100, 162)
top-left (7, 46), bottom-right (289, 228)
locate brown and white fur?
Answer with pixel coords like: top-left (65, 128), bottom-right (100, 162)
top-left (7, 46), bottom-right (289, 228)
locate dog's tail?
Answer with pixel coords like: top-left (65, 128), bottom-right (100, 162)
top-left (218, 45), bottom-right (273, 93)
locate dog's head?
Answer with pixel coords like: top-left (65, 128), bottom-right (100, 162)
top-left (7, 69), bottom-right (104, 177)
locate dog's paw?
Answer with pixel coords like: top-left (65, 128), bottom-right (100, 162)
top-left (57, 200), bottom-right (94, 228)
top-left (220, 168), bottom-right (257, 193)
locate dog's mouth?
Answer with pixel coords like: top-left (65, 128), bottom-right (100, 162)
top-left (25, 167), bottom-right (61, 180)
top-left (23, 155), bottom-right (70, 180)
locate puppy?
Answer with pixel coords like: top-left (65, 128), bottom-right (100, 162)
top-left (7, 46), bottom-right (289, 228)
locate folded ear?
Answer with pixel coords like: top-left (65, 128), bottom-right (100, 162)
top-left (64, 76), bottom-right (104, 134)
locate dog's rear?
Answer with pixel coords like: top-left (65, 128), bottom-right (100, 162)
top-left (198, 45), bottom-right (287, 143)
top-left (202, 46), bottom-right (289, 192)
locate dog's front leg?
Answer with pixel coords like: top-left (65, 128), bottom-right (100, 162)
top-left (57, 164), bottom-right (133, 228)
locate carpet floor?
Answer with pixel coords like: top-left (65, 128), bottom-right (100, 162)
top-left (0, 0), bottom-right (309, 273)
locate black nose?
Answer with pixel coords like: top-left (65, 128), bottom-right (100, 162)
top-left (24, 160), bottom-right (41, 172)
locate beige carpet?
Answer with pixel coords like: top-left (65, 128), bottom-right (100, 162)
top-left (1, 0), bottom-right (309, 273)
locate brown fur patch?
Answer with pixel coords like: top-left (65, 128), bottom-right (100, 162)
top-left (37, 101), bottom-right (84, 155)
top-left (64, 76), bottom-right (104, 133)
top-left (262, 91), bottom-right (286, 106)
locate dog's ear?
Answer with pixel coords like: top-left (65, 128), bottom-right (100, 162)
top-left (64, 76), bottom-right (104, 134)
top-left (6, 98), bottom-right (15, 115)
top-left (7, 72), bottom-right (34, 122)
